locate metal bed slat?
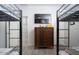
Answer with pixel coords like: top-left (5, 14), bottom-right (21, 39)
top-left (58, 5), bottom-right (79, 21)
top-left (0, 11), bottom-right (19, 21)
top-left (0, 5), bottom-right (20, 20)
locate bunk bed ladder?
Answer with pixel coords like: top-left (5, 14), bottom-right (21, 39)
top-left (8, 21), bottom-right (20, 49)
top-left (59, 21), bottom-right (70, 48)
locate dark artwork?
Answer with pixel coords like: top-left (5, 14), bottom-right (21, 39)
top-left (35, 14), bottom-right (51, 24)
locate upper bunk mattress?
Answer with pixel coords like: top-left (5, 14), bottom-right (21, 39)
top-left (0, 4), bottom-right (20, 21)
top-left (58, 4), bottom-right (79, 21)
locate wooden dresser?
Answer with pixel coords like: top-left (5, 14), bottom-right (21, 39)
top-left (35, 27), bottom-right (54, 49)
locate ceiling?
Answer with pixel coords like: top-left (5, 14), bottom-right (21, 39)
top-left (16, 4), bottom-right (62, 10)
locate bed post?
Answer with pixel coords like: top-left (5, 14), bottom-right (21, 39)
top-left (19, 10), bottom-right (22, 55)
top-left (56, 10), bottom-right (59, 55)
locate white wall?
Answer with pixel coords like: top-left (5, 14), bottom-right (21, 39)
top-left (0, 22), bottom-right (6, 48)
top-left (22, 16), bottom-right (28, 48)
top-left (70, 22), bottom-right (79, 47)
top-left (19, 4), bottom-right (61, 46)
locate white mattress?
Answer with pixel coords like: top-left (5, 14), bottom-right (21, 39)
top-left (72, 47), bottom-right (79, 52)
top-left (59, 50), bottom-right (69, 55)
top-left (59, 47), bottom-right (79, 55)
top-left (0, 48), bottom-right (13, 55)
top-left (9, 51), bottom-right (19, 55)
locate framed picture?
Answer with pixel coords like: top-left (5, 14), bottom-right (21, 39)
top-left (34, 14), bottom-right (51, 24)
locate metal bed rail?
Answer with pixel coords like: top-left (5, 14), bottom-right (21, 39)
top-left (0, 4), bottom-right (21, 20)
top-left (57, 4), bottom-right (79, 20)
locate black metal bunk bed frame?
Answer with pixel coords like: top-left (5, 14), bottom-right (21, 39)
top-left (57, 4), bottom-right (79, 55)
top-left (0, 5), bottom-right (22, 55)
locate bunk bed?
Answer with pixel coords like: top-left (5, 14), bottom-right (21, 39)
top-left (57, 4), bottom-right (79, 55)
top-left (0, 4), bottom-right (22, 55)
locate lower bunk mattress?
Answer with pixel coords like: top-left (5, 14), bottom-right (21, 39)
top-left (0, 48), bottom-right (18, 55)
top-left (59, 47), bottom-right (79, 55)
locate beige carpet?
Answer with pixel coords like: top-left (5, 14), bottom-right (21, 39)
top-left (22, 45), bottom-right (56, 55)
